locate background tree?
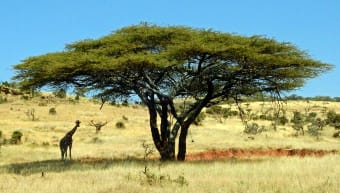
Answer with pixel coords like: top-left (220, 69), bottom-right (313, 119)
top-left (13, 23), bottom-right (332, 161)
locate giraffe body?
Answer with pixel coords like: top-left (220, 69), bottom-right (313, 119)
top-left (59, 120), bottom-right (80, 160)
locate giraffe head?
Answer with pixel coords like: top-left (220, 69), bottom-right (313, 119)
top-left (75, 120), bottom-right (81, 127)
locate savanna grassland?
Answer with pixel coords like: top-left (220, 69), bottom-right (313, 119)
top-left (0, 94), bottom-right (339, 193)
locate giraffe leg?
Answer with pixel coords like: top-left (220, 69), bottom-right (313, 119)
top-left (69, 144), bottom-right (72, 160)
top-left (64, 148), bottom-right (68, 159)
top-left (61, 150), bottom-right (64, 160)
top-left (60, 145), bottom-right (65, 160)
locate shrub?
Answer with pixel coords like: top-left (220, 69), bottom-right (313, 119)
top-left (206, 106), bottom-right (223, 115)
top-left (244, 123), bottom-right (260, 135)
top-left (38, 101), bottom-right (48, 106)
top-left (122, 115), bottom-right (128, 121)
top-left (75, 95), bottom-right (80, 101)
top-left (306, 112), bottom-right (317, 123)
top-left (10, 131), bottom-right (23, 144)
top-left (291, 111), bottom-right (304, 125)
top-left (279, 116), bottom-right (289, 125)
top-left (326, 110), bottom-right (337, 124)
top-left (326, 110), bottom-right (340, 129)
top-left (53, 89), bottom-right (66, 98)
top-left (115, 121), bottom-right (125, 129)
top-left (333, 131), bottom-right (340, 138)
top-left (193, 112), bottom-right (206, 125)
top-left (21, 95), bottom-right (30, 100)
top-left (307, 124), bottom-right (321, 137)
top-left (122, 100), bottom-right (129, 107)
top-left (0, 130), bottom-right (5, 146)
top-left (49, 107), bottom-right (57, 115)
top-left (25, 108), bottom-right (36, 121)
top-left (0, 96), bottom-right (7, 104)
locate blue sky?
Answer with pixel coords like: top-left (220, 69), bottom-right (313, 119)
top-left (0, 0), bottom-right (339, 97)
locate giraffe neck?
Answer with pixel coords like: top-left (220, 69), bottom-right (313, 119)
top-left (67, 125), bottom-right (79, 137)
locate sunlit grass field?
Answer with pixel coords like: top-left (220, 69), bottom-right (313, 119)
top-left (0, 95), bottom-right (339, 193)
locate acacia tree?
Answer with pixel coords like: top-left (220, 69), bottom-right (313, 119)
top-left (13, 24), bottom-right (332, 161)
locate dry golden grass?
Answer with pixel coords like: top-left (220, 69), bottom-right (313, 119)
top-left (0, 95), bottom-right (339, 193)
top-left (0, 155), bottom-right (339, 193)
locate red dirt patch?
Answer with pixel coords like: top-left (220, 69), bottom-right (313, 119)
top-left (186, 148), bottom-right (338, 161)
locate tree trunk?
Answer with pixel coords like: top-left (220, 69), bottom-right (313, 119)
top-left (146, 95), bottom-right (176, 161)
top-left (159, 138), bottom-right (176, 161)
top-left (177, 125), bottom-right (188, 161)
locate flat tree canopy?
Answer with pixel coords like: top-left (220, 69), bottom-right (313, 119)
top-left (13, 23), bottom-right (332, 160)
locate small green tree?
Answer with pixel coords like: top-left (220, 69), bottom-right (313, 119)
top-left (291, 111), bottom-right (305, 135)
top-left (10, 131), bottom-right (23, 144)
top-left (53, 88), bottom-right (66, 98)
top-left (326, 110), bottom-right (340, 128)
top-left (49, 107), bottom-right (57, 115)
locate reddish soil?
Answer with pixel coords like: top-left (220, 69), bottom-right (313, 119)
top-left (186, 148), bottom-right (338, 161)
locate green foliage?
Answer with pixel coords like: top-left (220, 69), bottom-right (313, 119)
top-left (291, 111), bottom-right (305, 135)
top-left (326, 110), bottom-right (337, 122)
top-left (333, 131), bottom-right (340, 138)
top-left (206, 105), bottom-right (223, 115)
top-left (291, 111), bottom-right (304, 125)
top-left (122, 100), bottom-right (129, 107)
top-left (14, 24), bottom-right (332, 100)
top-left (115, 121), bottom-right (125, 129)
top-left (307, 117), bottom-right (325, 138)
top-left (53, 89), bottom-right (66, 98)
top-left (10, 131), bottom-right (23, 144)
top-left (306, 112), bottom-right (317, 123)
top-left (75, 87), bottom-right (87, 100)
top-left (122, 115), bottom-right (128, 121)
top-left (307, 124), bottom-right (321, 137)
top-left (206, 106), bottom-right (237, 118)
top-left (0, 96), bottom-right (7, 104)
top-left (277, 115), bottom-right (289, 125)
top-left (140, 141), bottom-right (188, 186)
top-left (193, 112), bottom-right (206, 125)
top-left (25, 108), bottom-right (36, 121)
top-left (49, 107), bottom-right (57, 115)
top-left (0, 130), bottom-right (3, 146)
top-left (243, 123), bottom-right (265, 135)
top-left (326, 110), bottom-right (340, 129)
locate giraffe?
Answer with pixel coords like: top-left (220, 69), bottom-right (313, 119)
top-left (59, 120), bottom-right (81, 161)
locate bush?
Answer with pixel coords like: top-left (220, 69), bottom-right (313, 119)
top-left (244, 123), bottom-right (262, 135)
top-left (25, 108), bottom-right (36, 121)
top-left (326, 110), bottom-right (340, 129)
top-left (49, 107), bottom-right (57, 115)
top-left (326, 110), bottom-right (337, 124)
top-left (115, 121), bottom-right (125, 129)
top-left (122, 100), bottom-right (129, 107)
top-left (307, 124), bottom-right (321, 137)
top-left (122, 115), bottom-right (128, 121)
top-left (206, 106), bottom-right (223, 115)
top-left (306, 112), bottom-right (317, 123)
top-left (291, 111), bottom-right (304, 125)
top-left (277, 116), bottom-right (289, 125)
top-left (10, 131), bottom-right (23, 144)
top-left (193, 112), bottom-right (206, 125)
top-left (53, 89), bottom-right (66, 98)
top-left (333, 131), bottom-right (340, 138)
top-left (0, 96), bottom-right (7, 104)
